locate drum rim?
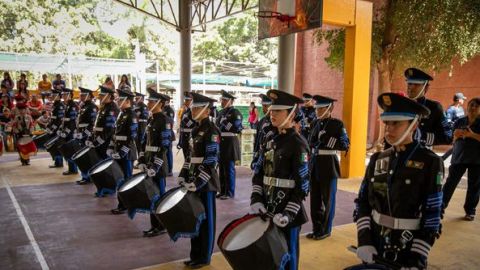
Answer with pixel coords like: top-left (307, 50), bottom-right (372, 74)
top-left (221, 215), bottom-right (270, 251)
top-left (45, 135), bottom-right (60, 148)
top-left (119, 173), bottom-right (147, 192)
top-left (90, 159), bottom-right (115, 175)
top-left (156, 187), bottom-right (187, 214)
top-left (72, 146), bottom-right (92, 160)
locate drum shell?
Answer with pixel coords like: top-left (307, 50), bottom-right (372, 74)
top-left (218, 215), bottom-right (289, 270)
top-left (17, 137), bottom-right (37, 156)
top-left (58, 139), bottom-right (83, 159)
top-left (32, 133), bottom-right (51, 148)
top-left (45, 136), bottom-right (65, 156)
top-left (154, 187), bottom-right (205, 240)
top-left (72, 146), bottom-right (101, 172)
top-left (89, 159), bottom-right (124, 192)
top-left (118, 173), bottom-right (159, 210)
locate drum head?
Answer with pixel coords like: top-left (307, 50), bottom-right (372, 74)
top-left (156, 188), bottom-right (187, 214)
top-left (18, 137), bottom-right (32, 145)
top-left (90, 159), bottom-right (114, 175)
top-left (72, 146), bottom-right (90, 160)
top-left (119, 173), bottom-right (146, 192)
top-left (222, 217), bottom-right (269, 251)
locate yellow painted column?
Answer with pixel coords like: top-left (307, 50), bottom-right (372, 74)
top-left (340, 0), bottom-right (373, 178)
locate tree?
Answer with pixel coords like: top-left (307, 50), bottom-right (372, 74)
top-left (313, 0), bottom-right (480, 92)
top-left (193, 12), bottom-right (278, 66)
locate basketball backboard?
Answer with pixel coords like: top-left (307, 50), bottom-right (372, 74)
top-left (257, 0), bottom-right (323, 40)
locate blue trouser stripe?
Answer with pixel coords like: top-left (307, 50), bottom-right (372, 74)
top-left (167, 144), bottom-right (173, 173)
top-left (326, 178), bottom-right (337, 233)
top-left (228, 161), bottom-right (236, 197)
top-left (288, 226), bottom-right (300, 270)
top-left (55, 155), bottom-right (63, 166)
top-left (206, 191), bottom-right (215, 261)
top-left (158, 176), bottom-right (166, 195)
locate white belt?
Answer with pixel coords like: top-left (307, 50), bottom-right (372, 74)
top-left (221, 132), bottom-right (236, 137)
top-left (93, 127), bottom-right (103, 132)
top-left (138, 119), bottom-right (148, 123)
top-left (78, 123), bottom-right (89, 128)
top-left (115, 135), bottom-right (127, 141)
top-left (62, 118), bottom-right (71, 121)
top-left (51, 116), bottom-right (57, 119)
top-left (145, 146), bottom-right (160, 152)
top-left (190, 157), bottom-right (204, 164)
top-left (316, 149), bottom-right (338, 155)
top-left (263, 176), bottom-right (296, 189)
top-left (181, 128), bottom-right (193, 133)
top-left (372, 210), bottom-right (421, 230)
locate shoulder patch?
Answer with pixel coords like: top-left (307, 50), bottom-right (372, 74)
top-left (301, 152), bottom-right (308, 163)
top-left (406, 160), bottom-right (424, 169)
top-left (211, 134), bottom-right (219, 142)
top-left (436, 172), bottom-right (443, 185)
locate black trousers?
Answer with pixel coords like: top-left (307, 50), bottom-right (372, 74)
top-left (443, 163), bottom-right (480, 215)
top-left (219, 160), bottom-right (235, 197)
top-left (310, 175), bottom-right (338, 235)
top-left (190, 191), bottom-right (216, 264)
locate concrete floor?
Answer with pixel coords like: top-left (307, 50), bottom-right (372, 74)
top-left (0, 151), bottom-right (479, 270)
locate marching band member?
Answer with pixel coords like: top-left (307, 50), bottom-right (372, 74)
top-left (12, 102), bottom-right (34, 165)
top-left (75, 87), bottom-right (98, 185)
top-left (355, 93), bottom-right (443, 269)
top-left (57, 88), bottom-right (79, 175)
top-left (45, 89), bottom-right (64, 168)
top-left (163, 96), bottom-right (175, 176)
top-left (179, 92), bottom-right (220, 269)
top-left (215, 90), bottom-right (243, 200)
top-left (250, 90), bottom-right (310, 270)
top-left (138, 89), bottom-right (171, 237)
top-left (110, 88), bottom-right (138, 215)
top-left (134, 92), bottom-right (149, 163)
top-left (300, 93), bottom-right (316, 140)
top-left (85, 86), bottom-right (118, 160)
top-left (307, 95), bottom-right (350, 240)
top-left (177, 93), bottom-right (196, 160)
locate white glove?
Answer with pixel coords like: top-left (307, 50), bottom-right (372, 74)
top-left (56, 130), bottom-right (62, 136)
top-left (177, 176), bottom-right (186, 186)
top-left (273, 213), bottom-right (289, 228)
top-left (85, 140), bottom-right (94, 148)
top-left (146, 168), bottom-right (156, 177)
top-left (111, 152), bottom-right (121, 159)
top-left (138, 163), bottom-right (148, 171)
top-left (250, 202), bottom-right (267, 215)
top-left (106, 149), bottom-right (114, 157)
top-left (356, 245), bottom-right (377, 264)
top-left (46, 128), bottom-right (53, 134)
top-left (59, 131), bottom-right (66, 138)
top-left (183, 182), bottom-right (197, 192)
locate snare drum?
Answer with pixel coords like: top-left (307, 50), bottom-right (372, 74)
top-left (58, 139), bottom-right (83, 160)
top-left (32, 132), bottom-right (51, 148)
top-left (44, 135), bottom-right (65, 156)
top-left (71, 146), bottom-right (101, 172)
top-left (88, 158), bottom-right (124, 196)
top-left (118, 173), bottom-right (160, 219)
top-left (153, 187), bottom-right (205, 241)
top-left (218, 214), bottom-right (290, 270)
top-left (17, 136), bottom-right (38, 158)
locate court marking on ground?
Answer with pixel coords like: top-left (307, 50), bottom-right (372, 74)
top-left (1, 174), bottom-right (50, 270)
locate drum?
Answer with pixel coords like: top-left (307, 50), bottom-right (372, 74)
top-left (32, 132), bottom-right (51, 148)
top-left (217, 214), bottom-right (290, 270)
top-left (0, 135), bottom-right (3, 156)
top-left (58, 139), bottom-right (83, 160)
top-left (17, 136), bottom-right (38, 158)
top-left (72, 146), bottom-right (102, 172)
top-left (44, 135), bottom-right (65, 156)
top-left (118, 173), bottom-right (160, 218)
top-left (153, 187), bottom-right (205, 241)
top-left (6, 134), bottom-right (14, 152)
top-left (88, 158), bottom-right (124, 196)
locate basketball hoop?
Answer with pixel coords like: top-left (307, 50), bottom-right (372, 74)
top-left (256, 11), bottom-right (296, 26)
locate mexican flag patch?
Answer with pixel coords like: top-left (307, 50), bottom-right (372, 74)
top-left (212, 134), bottom-right (219, 142)
top-left (301, 152), bottom-right (308, 163)
top-left (436, 172), bottom-right (443, 185)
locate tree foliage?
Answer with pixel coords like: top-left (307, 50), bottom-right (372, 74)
top-left (313, 0), bottom-right (480, 78)
top-left (193, 12), bottom-right (278, 65)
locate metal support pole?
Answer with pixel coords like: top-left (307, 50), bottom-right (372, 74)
top-left (179, 0), bottom-right (191, 107)
top-left (156, 59), bottom-right (160, 93)
top-left (277, 33), bottom-right (295, 93)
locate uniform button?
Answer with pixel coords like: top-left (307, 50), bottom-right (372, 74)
top-left (405, 179), bottom-right (411, 184)
top-left (389, 170), bottom-right (393, 175)
top-left (370, 178), bottom-right (374, 182)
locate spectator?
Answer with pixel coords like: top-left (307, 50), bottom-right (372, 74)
top-left (17, 73), bottom-right (29, 97)
top-left (103, 76), bottom-right (115, 90)
top-left (0, 108), bottom-right (12, 148)
top-left (248, 101), bottom-right (259, 129)
top-left (38, 74), bottom-right (52, 102)
top-left (1, 72), bottom-right (14, 96)
top-left (118, 74), bottom-right (131, 90)
top-left (27, 93), bottom-right (43, 120)
top-left (442, 97), bottom-right (480, 221)
top-left (1, 94), bottom-right (14, 111)
top-left (446, 92), bottom-right (467, 125)
top-left (36, 110), bottom-right (50, 130)
top-left (52, 74), bottom-right (66, 90)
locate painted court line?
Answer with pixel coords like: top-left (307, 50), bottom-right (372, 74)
top-left (1, 175), bottom-right (50, 270)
